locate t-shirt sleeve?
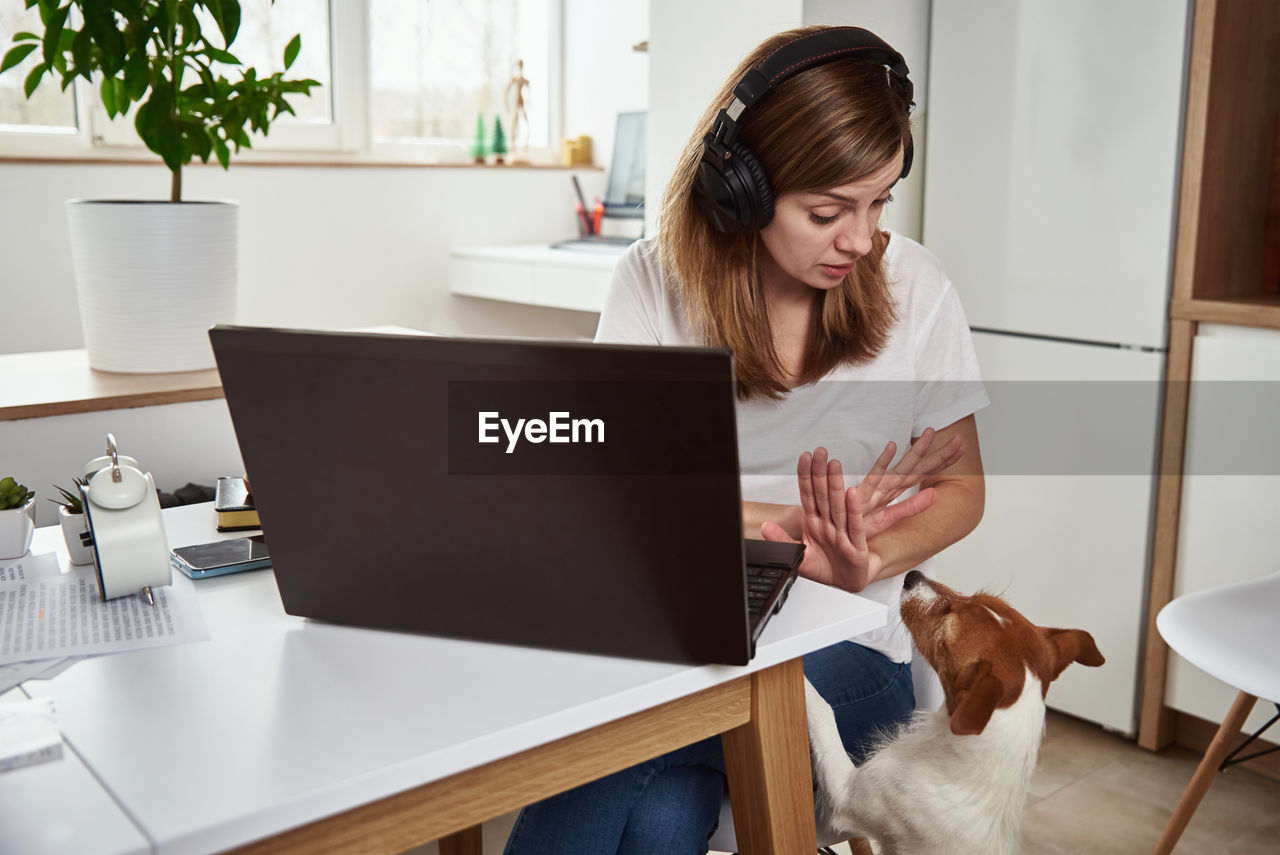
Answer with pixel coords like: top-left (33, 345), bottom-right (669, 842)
top-left (595, 244), bottom-right (662, 345)
top-left (913, 280), bottom-right (990, 434)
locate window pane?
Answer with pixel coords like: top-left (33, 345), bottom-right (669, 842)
top-left (202, 0), bottom-right (333, 124)
top-left (0, 4), bottom-right (77, 132)
top-left (370, 0), bottom-right (551, 148)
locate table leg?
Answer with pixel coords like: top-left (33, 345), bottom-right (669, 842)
top-left (438, 824), bottom-right (483, 855)
top-left (721, 657), bottom-right (817, 854)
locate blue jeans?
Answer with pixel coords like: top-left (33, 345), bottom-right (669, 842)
top-left (502, 641), bottom-right (915, 855)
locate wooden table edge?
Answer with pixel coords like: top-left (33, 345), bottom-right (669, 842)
top-left (225, 658), bottom-right (819, 855)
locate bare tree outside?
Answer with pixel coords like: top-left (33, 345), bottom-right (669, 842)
top-left (0, 3), bottom-right (76, 130)
top-left (369, 0), bottom-right (548, 147)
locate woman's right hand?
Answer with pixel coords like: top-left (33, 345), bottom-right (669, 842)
top-left (759, 433), bottom-right (965, 591)
top-left (849, 428), bottom-right (964, 529)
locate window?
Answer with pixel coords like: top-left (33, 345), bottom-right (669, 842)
top-left (0, 3), bottom-right (77, 133)
top-left (369, 0), bottom-right (553, 153)
top-left (0, 0), bottom-right (562, 164)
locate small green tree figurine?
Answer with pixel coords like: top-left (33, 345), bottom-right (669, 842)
top-left (490, 115), bottom-right (508, 164)
top-left (470, 113), bottom-right (488, 164)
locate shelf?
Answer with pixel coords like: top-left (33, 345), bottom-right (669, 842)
top-left (448, 244), bottom-right (625, 314)
top-left (1170, 295), bottom-right (1280, 329)
top-left (0, 349), bottom-right (223, 421)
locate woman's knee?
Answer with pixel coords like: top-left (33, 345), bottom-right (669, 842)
top-left (616, 765), bottom-right (724, 855)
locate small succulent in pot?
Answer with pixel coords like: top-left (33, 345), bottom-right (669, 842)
top-left (0, 476), bottom-right (34, 509)
top-left (49, 477), bottom-right (89, 515)
top-left (0, 476), bottom-right (36, 559)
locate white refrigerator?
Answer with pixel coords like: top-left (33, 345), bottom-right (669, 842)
top-left (921, 1), bottom-right (1191, 734)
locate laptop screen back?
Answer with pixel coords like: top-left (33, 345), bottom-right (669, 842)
top-left (210, 327), bottom-right (755, 664)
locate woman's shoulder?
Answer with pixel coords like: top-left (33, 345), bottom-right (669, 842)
top-left (615, 235), bottom-right (666, 287)
top-left (883, 230), bottom-right (955, 313)
top-left (883, 231), bottom-right (950, 287)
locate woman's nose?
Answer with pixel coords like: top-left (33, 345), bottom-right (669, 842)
top-left (834, 212), bottom-right (874, 256)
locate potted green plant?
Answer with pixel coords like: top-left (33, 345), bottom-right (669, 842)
top-left (0, 477), bottom-right (36, 560)
top-left (49, 477), bottom-right (94, 565)
top-left (0, 1), bottom-right (319, 373)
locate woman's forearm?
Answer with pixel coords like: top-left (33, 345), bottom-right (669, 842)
top-left (743, 501), bottom-right (803, 540)
top-left (868, 477), bottom-right (985, 582)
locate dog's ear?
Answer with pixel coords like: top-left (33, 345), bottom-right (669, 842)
top-left (950, 660), bottom-right (1004, 736)
top-left (1041, 627), bottom-right (1105, 681)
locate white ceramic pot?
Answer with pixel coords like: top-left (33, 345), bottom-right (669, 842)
top-left (58, 505), bottom-right (95, 565)
top-left (0, 498), bottom-right (36, 560)
top-left (66, 200), bottom-right (239, 373)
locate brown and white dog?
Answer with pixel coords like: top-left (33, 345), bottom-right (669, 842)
top-left (806, 570), bottom-right (1105, 855)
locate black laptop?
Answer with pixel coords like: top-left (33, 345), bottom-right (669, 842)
top-left (209, 326), bottom-right (801, 665)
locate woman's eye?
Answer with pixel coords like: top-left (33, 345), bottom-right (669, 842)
top-left (809, 212), bottom-right (839, 225)
top-left (872, 194), bottom-right (895, 208)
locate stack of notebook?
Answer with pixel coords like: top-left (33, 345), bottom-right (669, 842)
top-left (213, 476), bottom-right (260, 532)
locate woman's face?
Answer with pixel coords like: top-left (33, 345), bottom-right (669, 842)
top-left (758, 153), bottom-right (903, 296)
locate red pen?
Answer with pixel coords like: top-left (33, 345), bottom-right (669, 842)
top-left (571, 176), bottom-right (593, 235)
top-left (592, 198), bottom-right (604, 235)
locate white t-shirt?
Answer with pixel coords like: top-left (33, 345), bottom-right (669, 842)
top-left (595, 231), bottom-right (989, 662)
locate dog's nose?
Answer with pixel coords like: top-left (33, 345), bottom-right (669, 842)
top-left (904, 569), bottom-right (925, 590)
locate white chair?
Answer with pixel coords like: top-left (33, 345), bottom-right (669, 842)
top-left (1151, 570), bottom-right (1280, 855)
top-left (707, 651), bottom-right (944, 854)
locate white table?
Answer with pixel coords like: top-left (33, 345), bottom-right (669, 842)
top-left (8, 503), bottom-right (885, 855)
top-left (448, 243), bottom-right (626, 313)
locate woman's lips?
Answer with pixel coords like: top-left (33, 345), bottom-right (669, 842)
top-left (820, 263), bottom-right (854, 277)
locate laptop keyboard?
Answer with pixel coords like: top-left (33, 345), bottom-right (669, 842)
top-left (746, 560), bottom-right (797, 629)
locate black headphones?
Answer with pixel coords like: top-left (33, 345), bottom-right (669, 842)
top-left (692, 27), bottom-right (915, 234)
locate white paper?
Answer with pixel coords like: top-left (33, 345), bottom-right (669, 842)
top-left (0, 657), bottom-right (87, 695)
top-left (0, 660), bottom-right (69, 694)
top-left (0, 697), bottom-right (62, 772)
top-left (0, 569), bottom-right (208, 666)
top-left (0, 552), bottom-right (61, 583)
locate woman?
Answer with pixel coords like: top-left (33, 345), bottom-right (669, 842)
top-left (504, 25), bottom-right (987, 855)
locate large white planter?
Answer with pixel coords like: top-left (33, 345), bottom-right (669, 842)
top-left (0, 498), bottom-right (36, 560)
top-left (66, 200), bottom-right (238, 373)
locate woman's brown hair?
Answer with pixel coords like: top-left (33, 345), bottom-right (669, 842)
top-left (658, 26), bottom-right (913, 399)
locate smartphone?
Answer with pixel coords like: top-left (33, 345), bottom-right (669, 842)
top-left (171, 536), bottom-right (271, 579)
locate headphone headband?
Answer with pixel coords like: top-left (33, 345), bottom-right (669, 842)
top-left (734, 27), bottom-right (911, 111)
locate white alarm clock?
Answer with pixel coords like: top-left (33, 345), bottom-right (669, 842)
top-left (78, 434), bottom-right (171, 603)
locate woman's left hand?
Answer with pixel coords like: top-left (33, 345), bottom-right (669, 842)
top-left (759, 446), bottom-right (940, 592)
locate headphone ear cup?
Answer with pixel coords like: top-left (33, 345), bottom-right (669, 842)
top-left (693, 153), bottom-right (742, 234)
top-left (728, 142), bottom-right (774, 231)
top-left (692, 142), bottom-right (776, 234)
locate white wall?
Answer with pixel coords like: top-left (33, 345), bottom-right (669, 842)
top-left (562, 0), bottom-right (649, 175)
top-left (0, 161), bottom-right (607, 353)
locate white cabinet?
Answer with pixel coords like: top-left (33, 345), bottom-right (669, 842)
top-left (1165, 325), bottom-right (1280, 735)
top-left (938, 332), bottom-right (1165, 733)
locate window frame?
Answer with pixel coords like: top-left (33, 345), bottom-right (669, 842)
top-left (0, 0), bottom-right (565, 166)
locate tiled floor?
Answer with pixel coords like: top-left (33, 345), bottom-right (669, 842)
top-left (1020, 711), bottom-right (1280, 855)
top-left (416, 710), bottom-right (1280, 854)
top-left (752, 710), bottom-right (1280, 855)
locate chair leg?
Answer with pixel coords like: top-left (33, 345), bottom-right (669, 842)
top-left (1151, 690), bottom-right (1257, 855)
